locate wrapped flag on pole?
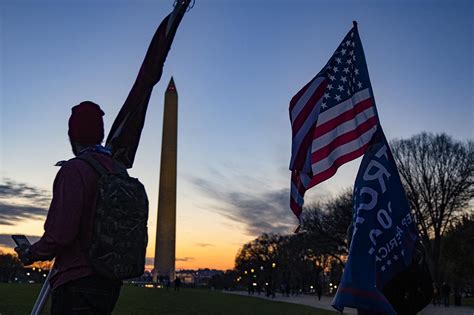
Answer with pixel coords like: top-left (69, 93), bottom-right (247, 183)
top-left (106, 0), bottom-right (190, 168)
top-left (289, 22), bottom-right (421, 314)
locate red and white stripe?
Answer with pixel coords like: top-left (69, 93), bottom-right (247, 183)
top-left (310, 88), bottom-right (378, 186)
top-left (289, 77), bottom-right (327, 172)
top-left (290, 170), bottom-right (311, 218)
top-left (290, 88), bottom-right (378, 218)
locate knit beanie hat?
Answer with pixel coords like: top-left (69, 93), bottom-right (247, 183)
top-left (68, 101), bottom-right (104, 144)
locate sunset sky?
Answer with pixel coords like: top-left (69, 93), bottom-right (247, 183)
top-left (1, 0), bottom-right (472, 271)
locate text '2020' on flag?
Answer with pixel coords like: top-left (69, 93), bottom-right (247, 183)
top-left (288, 22), bottom-right (419, 314)
top-left (332, 128), bottom-right (418, 314)
top-left (106, 0), bottom-right (190, 168)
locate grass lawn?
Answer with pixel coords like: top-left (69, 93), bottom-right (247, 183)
top-left (461, 297), bottom-right (474, 307)
top-left (0, 284), bottom-right (338, 314)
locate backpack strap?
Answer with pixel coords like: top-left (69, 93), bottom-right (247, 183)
top-left (77, 154), bottom-right (109, 176)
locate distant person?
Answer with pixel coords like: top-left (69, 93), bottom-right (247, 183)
top-left (453, 287), bottom-right (462, 306)
top-left (248, 283), bottom-right (255, 295)
top-left (283, 281), bottom-right (290, 297)
top-left (316, 283), bottom-right (322, 301)
top-left (174, 276), bottom-right (182, 291)
top-left (286, 283), bottom-right (291, 297)
top-left (266, 283), bottom-right (271, 297)
top-left (13, 3), bottom-right (190, 313)
top-left (433, 283), bottom-right (441, 306)
top-left (442, 282), bottom-right (451, 307)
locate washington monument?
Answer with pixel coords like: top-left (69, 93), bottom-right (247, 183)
top-left (153, 77), bottom-right (177, 283)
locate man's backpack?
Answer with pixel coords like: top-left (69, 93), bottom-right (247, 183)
top-left (78, 154), bottom-right (149, 281)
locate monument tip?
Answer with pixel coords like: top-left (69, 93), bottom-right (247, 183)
top-left (167, 77), bottom-right (176, 91)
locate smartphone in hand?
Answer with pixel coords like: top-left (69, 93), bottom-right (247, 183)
top-left (11, 234), bottom-right (31, 247)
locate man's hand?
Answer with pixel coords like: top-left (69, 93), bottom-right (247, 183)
top-left (14, 244), bottom-right (34, 266)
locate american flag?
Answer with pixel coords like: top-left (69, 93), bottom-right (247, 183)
top-left (289, 22), bottom-right (379, 219)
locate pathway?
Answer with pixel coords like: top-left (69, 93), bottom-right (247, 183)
top-left (224, 291), bottom-right (474, 314)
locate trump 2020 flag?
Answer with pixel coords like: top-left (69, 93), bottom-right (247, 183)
top-left (332, 129), bottom-right (418, 314)
top-left (289, 22), bottom-right (378, 220)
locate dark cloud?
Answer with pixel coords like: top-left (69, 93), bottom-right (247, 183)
top-left (0, 234), bottom-right (42, 248)
top-left (0, 178), bottom-right (50, 225)
top-left (0, 178), bottom-right (50, 202)
top-left (0, 204), bottom-right (48, 225)
top-left (195, 243), bottom-right (214, 248)
top-left (145, 257), bottom-right (195, 265)
top-left (188, 175), bottom-right (296, 237)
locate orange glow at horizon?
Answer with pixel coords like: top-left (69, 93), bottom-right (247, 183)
top-left (2, 207), bottom-right (253, 272)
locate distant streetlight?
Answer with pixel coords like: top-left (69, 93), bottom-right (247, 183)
top-left (43, 274), bottom-right (47, 278)
top-left (251, 269), bottom-right (254, 273)
top-left (260, 266), bottom-right (263, 270)
top-left (26, 272), bottom-right (30, 276)
top-left (272, 262), bottom-right (276, 268)
top-left (32, 267), bottom-right (35, 271)
top-left (244, 271), bottom-right (248, 275)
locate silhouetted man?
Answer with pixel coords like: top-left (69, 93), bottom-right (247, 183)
top-left (316, 283), bottom-right (322, 301)
top-left (16, 102), bottom-right (121, 314)
top-left (174, 276), bottom-right (182, 291)
top-left (14, 2), bottom-right (190, 313)
top-left (442, 282), bottom-right (451, 307)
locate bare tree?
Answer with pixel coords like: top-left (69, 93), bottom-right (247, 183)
top-left (300, 189), bottom-right (353, 267)
top-left (391, 133), bottom-right (473, 281)
top-left (441, 215), bottom-right (474, 287)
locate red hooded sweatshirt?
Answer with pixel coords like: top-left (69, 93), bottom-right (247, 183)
top-left (30, 152), bottom-right (114, 289)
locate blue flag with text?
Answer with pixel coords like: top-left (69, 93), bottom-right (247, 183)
top-left (332, 129), bottom-right (418, 314)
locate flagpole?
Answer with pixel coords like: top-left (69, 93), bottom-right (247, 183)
top-left (31, 262), bottom-right (56, 315)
